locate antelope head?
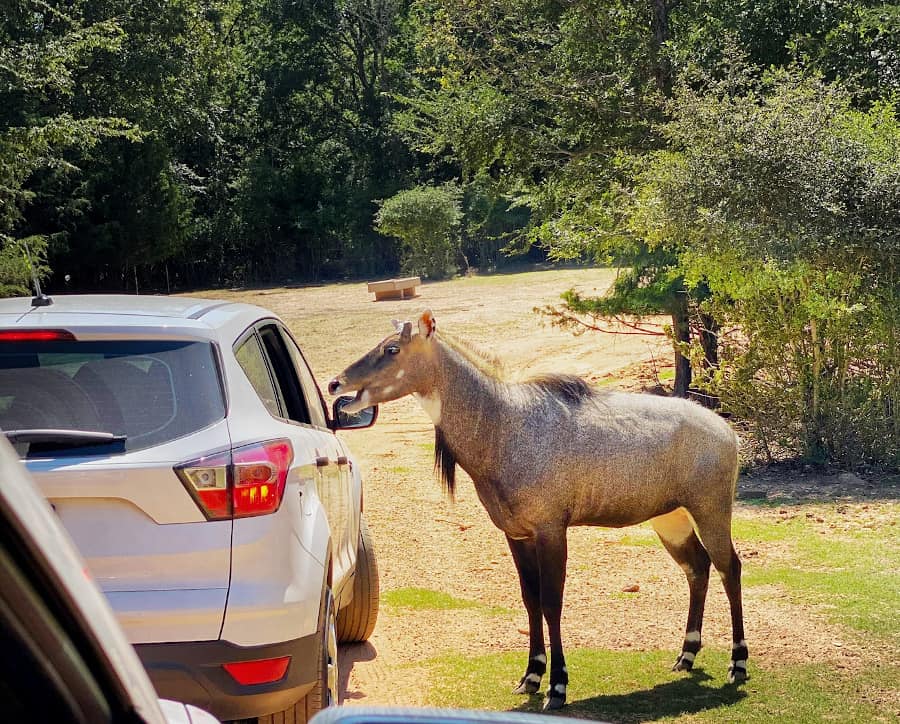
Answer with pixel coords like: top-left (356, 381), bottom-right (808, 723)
top-left (328, 310), bottom-right (439, 414)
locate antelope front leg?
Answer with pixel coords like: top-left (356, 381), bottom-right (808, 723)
top-left (507, 536), bottom-right (546, 695)
top-left (536, 529), bottom-right (568, 711)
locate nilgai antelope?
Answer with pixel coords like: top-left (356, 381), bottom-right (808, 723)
top-left (328, 310), bottom-right (747, 710)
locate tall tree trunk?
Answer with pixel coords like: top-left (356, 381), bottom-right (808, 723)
top-left (650, 0), bottom-right (673, 96)
top-left (699, 312), bottom-right (719, 369)
top-left (672, 294), bottom-right (691, 398)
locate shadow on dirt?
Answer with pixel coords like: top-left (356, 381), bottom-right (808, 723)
top-left (338, 641), bottom-right (378, 702)
top-left (737, 465), bottom-right (899, 505)
top-left (510, 669), bottom-right (747, 722)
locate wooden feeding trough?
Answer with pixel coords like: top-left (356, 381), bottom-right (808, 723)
top-left (367, 276), bottom-right (421, 301)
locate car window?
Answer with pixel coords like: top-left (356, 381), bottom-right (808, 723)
top-left (234, 334), bottom-right (282, 418)
top-left (283, 334), bottom-right (329, 429)
top-left (0, 340), bottom-right (225, 454)
top-left (257, 325), bottom-right (313, 426)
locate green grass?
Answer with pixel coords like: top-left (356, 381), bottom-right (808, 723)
top-left (386, 465), bottom-right (413, 474)
top-left (732, 515), bottom-right (801, 542)
top-left (424, 648), bottom-right (895, 722)
top-left (733, 511), bottom-right (900, 639)
top-left (382, 587), bottom-right (515, 615)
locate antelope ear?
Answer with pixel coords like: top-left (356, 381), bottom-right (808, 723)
top-left (391, 319), bottom-right (404, 332)
top-left (418, 310), bottom-right (436, 339)
top-left (400, 321), bottom-right (413, 343)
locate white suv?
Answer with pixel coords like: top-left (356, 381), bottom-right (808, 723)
top-left (0, 294), bottom-right (380, 723)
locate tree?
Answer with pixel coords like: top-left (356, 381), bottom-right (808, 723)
top-left (399, 0), bottom-right (900, 400)
top-left (398, 0), bottom-right (708, 392)
top-left (375, 184), bottom-right (463, 279)
top-left (630, 70), bottom-right (900, 466)
top-left (0, 2), bottom-right (135, 294)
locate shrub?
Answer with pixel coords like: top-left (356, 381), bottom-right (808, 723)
top-left (375, 184), bottom-right (463, 279)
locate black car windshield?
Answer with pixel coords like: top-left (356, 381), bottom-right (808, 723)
top-left (0, 339), bottom-right (225, 453)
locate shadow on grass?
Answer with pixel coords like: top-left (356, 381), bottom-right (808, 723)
top-left (510, 669), bottom-right (748, 723)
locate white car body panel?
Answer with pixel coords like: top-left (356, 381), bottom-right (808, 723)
top-left (221, 492), bottom-right (325, 645)
top-left (29, 420), bottom-right (231, 525)
top-left (107, 588), bottom-right (228, 644)
top-left (27, 422), bottom-right (233, 643)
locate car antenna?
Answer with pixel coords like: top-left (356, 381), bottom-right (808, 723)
top-left (22, 240), bottom-right (52, 307)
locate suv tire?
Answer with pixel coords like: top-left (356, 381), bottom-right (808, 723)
top-left (336, 517), bottom-right (380, 643)
top-left (258, 586), bottom-right (337, 724)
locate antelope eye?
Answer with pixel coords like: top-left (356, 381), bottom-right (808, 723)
top-left (385, 344), bottom-right (400, 355)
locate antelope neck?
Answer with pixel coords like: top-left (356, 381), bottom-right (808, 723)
top-left (430, 340), bottom-right (511, 483)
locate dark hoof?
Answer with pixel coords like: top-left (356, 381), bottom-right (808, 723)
top-left (727, 664), bottom-right (749, 684)
top-left (672, 653), bottom-right (695, 672)
top-left (542, 695), bottom-right (566, 711)
top-left (513, 676), bottom-right (541, 695)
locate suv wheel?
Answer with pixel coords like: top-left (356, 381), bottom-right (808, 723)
top-left (258, 586), bottom-right (338, 724)
top-left (336, 517), bottom-right (380, 643)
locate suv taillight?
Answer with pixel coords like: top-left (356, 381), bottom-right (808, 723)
top-left (175, 440), bottom-right (294, 520)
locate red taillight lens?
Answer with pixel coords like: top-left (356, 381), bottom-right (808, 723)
top-left (0, 329), bottom-right (76, 342)
top-left (175, 450), bottom-right (231, 520)
top-left (175, 440), bottom-right (293, 520)
top-left (222, 656), bottom-right (291, 685)
top-left (233, 440), bottom-right (293, 518)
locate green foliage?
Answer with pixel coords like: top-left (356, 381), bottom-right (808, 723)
top-left (375, 183), bottom-right (463, 279)
top-left (0, 236), bottom-right (47, 297)
top-left (631, 70), bottom-right (899, 466)
top-left (0, 2), bottom-right (138, 294)
top-left (460, 170), bottom-right (531, 270)
top-left (3, 0), bottom-right (422, 290)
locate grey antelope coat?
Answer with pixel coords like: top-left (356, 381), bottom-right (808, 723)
top-left (329, 310), bottom-right (748, 710)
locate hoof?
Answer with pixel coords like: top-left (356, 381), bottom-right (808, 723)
top-left (727, 663), bottom-right (749, 684)
top-left (513, 675), bottom-right (541, 695)
top-left (672, 653), bottom-right (695, 672)
top-left (542, 695), bottom-right (566, 711)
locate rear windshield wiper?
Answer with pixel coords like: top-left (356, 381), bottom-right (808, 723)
top-left (3, 429), bottom-right (127, 450)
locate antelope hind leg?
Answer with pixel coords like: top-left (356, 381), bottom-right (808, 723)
top-left (651, 509), bottom-right (712, 673)
top-left (691, 511), bottom-right (749, 684)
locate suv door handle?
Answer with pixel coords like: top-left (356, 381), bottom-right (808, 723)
top-left (315, 456), bottom-right (330, 467)
top-left (336, 455), bottom-right (348, 466)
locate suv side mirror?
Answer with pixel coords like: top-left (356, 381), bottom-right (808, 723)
top-left (331, 396), bottom-right (379, 430)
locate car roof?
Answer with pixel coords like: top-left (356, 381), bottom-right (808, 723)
top-left (0, 437), bottom-right (165, 722)
top-left (0, 294), bottom-right (277, 340)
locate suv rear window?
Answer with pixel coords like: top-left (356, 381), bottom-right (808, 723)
top-left (0, 340), bottom-right (225, 453)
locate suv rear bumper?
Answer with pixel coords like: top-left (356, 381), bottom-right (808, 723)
top-left (136, 634), bottom-right (319, 721)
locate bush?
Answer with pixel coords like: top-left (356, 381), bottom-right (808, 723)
top-left (375, 184), bottom-right (463, 279)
